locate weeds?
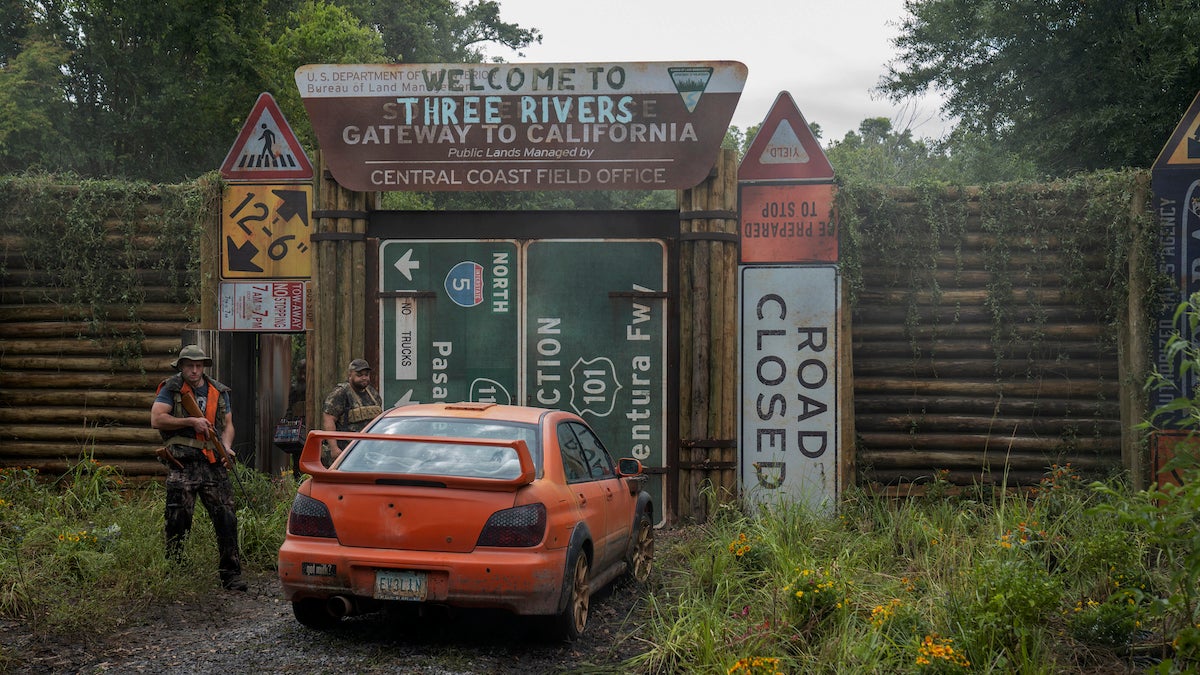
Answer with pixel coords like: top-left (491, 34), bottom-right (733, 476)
top-left (0, 454), bottom-right (296, 652)
top-left (639, 468), bottom-right (1192, 673)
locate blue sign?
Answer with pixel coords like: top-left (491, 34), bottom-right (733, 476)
top-left (1151, 90), bottom-right (1200, 426)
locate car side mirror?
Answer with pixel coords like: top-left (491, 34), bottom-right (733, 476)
top-left (617, 458), bottom-right (643, 476)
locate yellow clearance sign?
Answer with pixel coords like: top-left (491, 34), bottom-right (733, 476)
top-left (220, 184), bottom-right (312, 279)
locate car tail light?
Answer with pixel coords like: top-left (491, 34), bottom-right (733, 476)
top-left (287, 493), bottom-right (337, 538)
top-left (476, 503), bottom-right (547, 548)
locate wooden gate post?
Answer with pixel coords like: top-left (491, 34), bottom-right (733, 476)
top-left (308, 152), bottom-right (375, 430)
top-left (677, 147), bottom-right (740, 522)
top-left (1120, 174), bottom-right (1151, 490)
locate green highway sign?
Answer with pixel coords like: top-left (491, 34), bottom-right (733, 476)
top-left (377, 237), bottom-right (668, 519)
top-left (379, 240), bottom-right (519, 406)
top-left (526, 240), bottom-right (666, 507)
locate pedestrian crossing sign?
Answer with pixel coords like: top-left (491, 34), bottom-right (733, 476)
top-left (220, 92), bottom-right (313, 181)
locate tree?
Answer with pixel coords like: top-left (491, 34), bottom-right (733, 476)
top-left (881, 0), bottom-right (1200, 175)
top-left (267, 1), bottom-right (388, 149)
top-left (823, 117), bottom-right (1039, 185)
top-left (337, 0), bottom-right (540, 63)
top-left (825, 117), bottom-right (939, 185)
top-left (0, 0), bottom-right (540, 181)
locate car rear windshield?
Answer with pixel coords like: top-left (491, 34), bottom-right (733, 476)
top-left (338, 417), bottom-right (541, 479)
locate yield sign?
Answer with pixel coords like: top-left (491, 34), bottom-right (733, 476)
top-left (738, 91), bottom-right (834, 182)
top-left (220, 92), bottom-right (313, 181)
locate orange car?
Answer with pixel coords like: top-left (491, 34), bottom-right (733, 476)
top-left (277, 402), bottom-right (654, 640)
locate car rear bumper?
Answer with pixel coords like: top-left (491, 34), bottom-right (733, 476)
top-left (278, 537), bottom-right (568, 615)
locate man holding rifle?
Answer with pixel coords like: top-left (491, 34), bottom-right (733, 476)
top-left (150, 344), bottom-right (247, 592)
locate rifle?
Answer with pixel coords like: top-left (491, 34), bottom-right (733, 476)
top-left (179, 389), bottom-right (247, 497)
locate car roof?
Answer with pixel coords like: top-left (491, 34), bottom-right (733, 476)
top-left (380, 402), bottom-right (559, 426)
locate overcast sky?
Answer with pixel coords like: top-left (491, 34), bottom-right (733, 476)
top-left (489, 0), bottom-right (951, 144)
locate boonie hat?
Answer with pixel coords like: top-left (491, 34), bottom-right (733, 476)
top-left (171, 344), bottom-right (213, 369)
top-left (348, 358), bottom-right (372, 372)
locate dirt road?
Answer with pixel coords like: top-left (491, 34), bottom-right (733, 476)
top-left (6, 571), bottom-right (651, 674)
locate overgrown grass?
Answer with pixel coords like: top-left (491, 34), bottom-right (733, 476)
top-left (634, 462), bottom-right (1200, 674)
top-left (3, 450), bottom-right (1198, 674)
top-left (0, 449), bottom-right (294, 669)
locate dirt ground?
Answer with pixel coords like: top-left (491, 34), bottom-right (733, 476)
top-left (4, 569), bottom-right (653, 674)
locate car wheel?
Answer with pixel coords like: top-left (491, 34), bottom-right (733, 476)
top-left (292, 598), bottom-right (339, 629)
top-left (625, 512), bottom-right (654, 583)
top-left (550, 549), bottom-right (590, 641)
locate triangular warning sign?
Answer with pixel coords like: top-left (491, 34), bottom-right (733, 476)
top-left (1154, 89), bottom-right (1200, 169)
top-left (738, 92), bottom-right (834, 182)
top-left (220, 93), bottom-right (313, 181)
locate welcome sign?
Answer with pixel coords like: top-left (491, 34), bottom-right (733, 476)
top-left (296, 62), bottom-right (746, 192)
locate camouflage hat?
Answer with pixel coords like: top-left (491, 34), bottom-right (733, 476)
top-left (347, 358), bottom-right (371, 372)
top-left (171, 344), bottom-right (212, 369)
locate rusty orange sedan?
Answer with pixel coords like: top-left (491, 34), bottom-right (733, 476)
top-left (277, 402), bottom-right (654, 640)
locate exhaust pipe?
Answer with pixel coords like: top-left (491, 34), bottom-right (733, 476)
top-left (327, 595), bottom-right (354, 618)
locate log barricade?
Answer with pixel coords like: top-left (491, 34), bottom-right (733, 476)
top-left (0, 182), bottom-right (201, 476)
top-left (849, 183), bottom-right (1142, 492)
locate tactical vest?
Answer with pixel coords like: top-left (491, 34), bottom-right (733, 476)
top-left (157, 374), bottom-right (231, 456)
top-left (333, 383), bottom-right (383, 430)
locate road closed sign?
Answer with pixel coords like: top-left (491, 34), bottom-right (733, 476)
top-left (295, 62), bottom-right (746, 192)
top-left (739, 265), bottom-right (839, 512)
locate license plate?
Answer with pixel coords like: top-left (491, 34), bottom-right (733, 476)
top-left (374, 569), bottom-right (427, 601)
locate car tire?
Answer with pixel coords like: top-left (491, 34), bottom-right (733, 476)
top-left (549, 548), bottom-right (590, 641)
top-left (292, 598), bottom-right (339, 629)
top-left (625, 511), bottom-right (654, 583)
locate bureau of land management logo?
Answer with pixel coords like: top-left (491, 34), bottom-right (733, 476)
top-left (444, 261), bottom-right (484, 307)
top-left (668, 66), bottom-right (713, 113)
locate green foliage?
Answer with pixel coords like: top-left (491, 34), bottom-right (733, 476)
top-left (232, 467), bottom-right (296, 569)
top-left (1117, 293), bottom-right (1200, 671)
top-left (338, 0), bottom-right (540, 63)
top-left (1146, 292), bottom-right (1200, 428)
top-left (0, 0), bottom-right (539, 181)
top-left (634, 468), bottom-right (1182, 673)
top-left (837, 170), bottom-right (1154, 396)
top-left (881, 0), bottom-right (1200, 175)
top-left (4, 454), bottom-right (1194, 672)
top-left (0, 453), bottom-right (298, 647)
top-left (0, 39), bottom-right (71, 169)
top-left (1091, 455), bottom-right (1200, 672)
top-left (0, 172), bottom-right (213, 362)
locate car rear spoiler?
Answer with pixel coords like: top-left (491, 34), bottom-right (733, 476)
top-left (297, 430), bottom-right (536, 491)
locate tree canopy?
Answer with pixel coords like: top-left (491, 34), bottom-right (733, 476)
top-left (823, 117), bottom-right (1040, 186)
top-left (0, 0), bottom-right (539, 181)
top-left (881, 0), bottom-right (1200, 175)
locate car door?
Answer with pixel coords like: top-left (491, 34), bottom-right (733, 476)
top-left (567, 421), bottom-right (632, 572)
top-left (557, 421), bottom-right (610, 567)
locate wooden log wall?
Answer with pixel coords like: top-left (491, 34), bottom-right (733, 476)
top-left (0, 181), bottom-right (208, 476)
top-left (677, 148), bottom-right (739, 521)
top-left (850, 183), bottom-right (1148, 490)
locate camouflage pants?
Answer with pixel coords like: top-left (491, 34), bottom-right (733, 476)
top-left (164, 451), bottom-right (242, 582)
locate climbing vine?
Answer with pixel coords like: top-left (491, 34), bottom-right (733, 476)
top-left (838, 170), bottom-right (1156, 365)
top-left (0, 171), bottom-right (218, 365)
top-left (838, 178), bottom-right (971, 358)
top-left (838, 170), bottom-right (1157, 467)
